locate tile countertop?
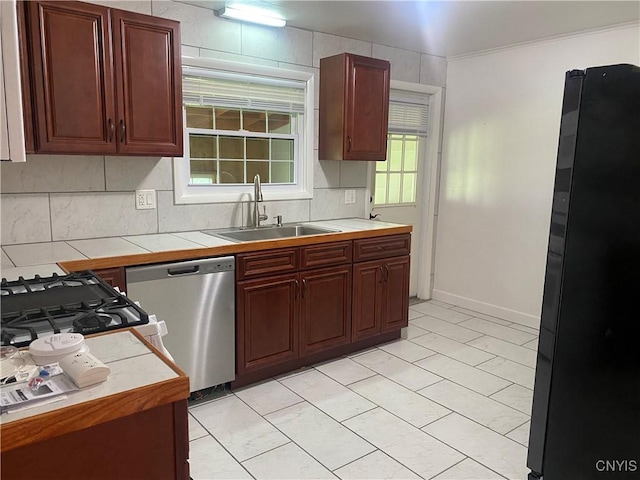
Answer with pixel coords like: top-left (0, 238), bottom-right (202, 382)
top-left (0, 329), bottom-right (189, 452)
top-left (0, 219), bottom-right (411, 280)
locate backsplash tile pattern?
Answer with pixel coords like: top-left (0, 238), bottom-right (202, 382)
top-left (49, 193), bottom-right (158, 241)
top-left (104, 156), bottom-right (173, 191)
top-left (1, 194), bottom-right (52, 244)
top-left (1, 155), bottom-right (105, 193)
top-left (0, 0), bottom-right (446, 246)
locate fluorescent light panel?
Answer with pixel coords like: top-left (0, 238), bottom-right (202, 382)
top-left (218, 5), bottom-right (286, 27)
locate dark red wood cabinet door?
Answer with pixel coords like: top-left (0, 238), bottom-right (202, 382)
top-left (28, 1), bottom-right (116, 154)
top-left (111, 9), bottom-right (183, 156)
top-left (92, 266), bottom-right (126, 293)
top-left (352, 260), bottom-right (384, 341)
top-left (300, 266), bottom-right (352, 356)
top-left (237, 274), bottom-right (299, 375)
top-left (344, 55), bottom-right (390, 161)
top-left (382, 256), bottom-right (410, 332)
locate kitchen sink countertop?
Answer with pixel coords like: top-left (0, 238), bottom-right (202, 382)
top-left (0, 218), bottom-right (411, 280)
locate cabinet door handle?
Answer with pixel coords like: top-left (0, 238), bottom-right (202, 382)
top-left (301, 278), bottom-right (307, 298)
top-left (384, 265), bottom-right (389, 282)
top-left (295, 279), bottom-right (300, 298)
top-left (120, 119), bottom-right (126, 143)
top-left (379, 266), bottom-right (384, 283)
top-left (108, 119), bottom-right (114, 142)
top-left (347, 136), bottom-right (352, 152)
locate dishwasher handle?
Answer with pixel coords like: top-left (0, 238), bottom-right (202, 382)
top-left (168, 266), bottom-right (199, 276)
top-left (126, 256), bottom-right (235, 284)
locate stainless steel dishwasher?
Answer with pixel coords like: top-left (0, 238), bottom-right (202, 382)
top-left (126, 257), bottom-right (235, 392)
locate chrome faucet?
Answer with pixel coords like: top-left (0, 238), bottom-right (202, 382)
top-left (253, 174), bottom-right (268, 228)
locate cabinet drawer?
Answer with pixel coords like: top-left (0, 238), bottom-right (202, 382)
top-left (353, 234), bottom-right (411, 262)
top-left (237, 249), bottom-right (299, 280)
top-left (300, 241), bottom-right (352, 269)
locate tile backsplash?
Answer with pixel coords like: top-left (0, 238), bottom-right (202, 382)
top-left (0, 0), bottom-right (446, 245)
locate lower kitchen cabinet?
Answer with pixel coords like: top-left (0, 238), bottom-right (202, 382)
top-left (2, 401), bottom-right (189, 480)
top-left (236, 273), bottom-right (299, 375)
top-left (352, 255), bottom-right (410, 341)
top-left (93, 266), bottom-right (126, 292)
top-left (300, 265), bottom-right (352, 356)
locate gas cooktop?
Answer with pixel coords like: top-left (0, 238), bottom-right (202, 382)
top-left (1, 271), bottom-right (149, 348)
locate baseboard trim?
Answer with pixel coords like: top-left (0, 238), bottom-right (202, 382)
top-left (431, 289), bottom-right (540, 328)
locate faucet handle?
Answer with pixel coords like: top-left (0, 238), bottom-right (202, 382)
top-left (275, 215), bottom-right (283, 227)
top-left (258, 205), bottom-right (268, 222)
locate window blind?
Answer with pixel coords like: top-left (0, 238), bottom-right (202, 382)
top-left (388, 89), bottom-right (430, 136)
top-left (183, 66), bottom-right (306, 113)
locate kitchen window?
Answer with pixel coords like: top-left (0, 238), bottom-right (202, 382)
top-left (373, 89), bottom-right (429, 206)
top-left (174, 57), bottom-right (314, 204)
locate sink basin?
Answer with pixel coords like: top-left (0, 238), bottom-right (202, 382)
top-left (205, 224), bottom-right (340, 242)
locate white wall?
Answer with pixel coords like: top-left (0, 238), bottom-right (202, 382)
top-left (0, 0), bottom-right (446, 245)
top-left (433, 25), bottom-right (640, 327)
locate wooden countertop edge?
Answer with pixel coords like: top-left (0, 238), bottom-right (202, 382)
top-left (59, 226), bottom-right (412, 272)
top-left (0, 329), bottom-right (190, 453)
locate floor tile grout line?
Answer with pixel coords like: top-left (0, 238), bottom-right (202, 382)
top-left (412, 385), bottom-right (530, 437)
top-left (187, 416), bottom-right (257, 479)
top-left (426, 456), bottom-right (509, 480)
top-left (333, 450), bottom-right (428, 480)
top-left (418, 414), bottom-right (526, 480)
top-left (342, 374), bottom-right (527, 440)
top-left (410, 360), bottom-right (516, 397)
top-left (404, 331), bottom-right (499, 367)
top-left (502, 418), bottom-right (531, 437)
top-left (349, 354), bottom-right (445, 392)
top-left (258, 400), bottom-right (378, 474)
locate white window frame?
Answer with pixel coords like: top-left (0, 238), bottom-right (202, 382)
top-left (174, 57), bottom-right (315, 204)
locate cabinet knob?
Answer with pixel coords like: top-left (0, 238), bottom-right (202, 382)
top-left (301, 278), bottom-right (307, 298)
top-left (108, 119), bottom-right (114, 142)
top-left (347, 136), bottom-right (352, 152)
top-left (120, 120), bottom-right (126, 143)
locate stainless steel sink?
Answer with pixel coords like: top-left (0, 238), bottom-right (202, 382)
top-left (205, 224), bottom-right (340, 242)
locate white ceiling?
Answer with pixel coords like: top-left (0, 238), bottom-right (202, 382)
top-left (178, 1), bottom-right (640, 58)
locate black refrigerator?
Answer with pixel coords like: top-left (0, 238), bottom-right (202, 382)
top-left (528, 63), bottom-right (640, 480)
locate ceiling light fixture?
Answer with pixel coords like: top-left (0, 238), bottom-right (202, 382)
top-left (217, 5), bottom-right (286, 28)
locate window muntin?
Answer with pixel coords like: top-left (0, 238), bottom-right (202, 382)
top-left (373, 88), bottom-right (429, 208)
top-left (174, 57), bottom-right (314, 204)
top-left (185, 106), bottom-right (297, 185)
top-left (374, 134), bottom-right (419, 206)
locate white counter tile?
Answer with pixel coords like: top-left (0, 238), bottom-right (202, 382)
top-left (3, 331), bottom-right (177, 423)
top-left (1, 264), bottom-right (66, 281)
top-left (122, 233), bottom-right (204, 252)
top-left (67, 237), bottom-right (149, 258)
top-left (3, 241), bottom-right (86, 267)
top-left (172, 231), bottom-right (236, 248)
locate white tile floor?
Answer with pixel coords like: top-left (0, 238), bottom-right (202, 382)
top-left (187, 300), bottom-right (537, 480)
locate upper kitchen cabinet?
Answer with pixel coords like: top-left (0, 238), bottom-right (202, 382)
top-left (21, 1), bottom-right (183, 156)
top-left (1, 0), bottom-right (27, 162)
top-left (319, 53), bottom-right (390, 161)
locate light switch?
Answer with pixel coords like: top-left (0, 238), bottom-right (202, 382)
top-left (135, 189), bottom-right (156, 210)
top-left (344, 189), bottom-right (356, 204)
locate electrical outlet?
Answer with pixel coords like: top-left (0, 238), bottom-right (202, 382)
top-left (344, 189), bottom-right (356, 204)
top-left (135, 189), bottom-right (156, 210)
